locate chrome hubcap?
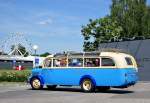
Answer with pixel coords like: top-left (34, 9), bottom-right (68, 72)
top-left (83, 80), bottom-right (91, 91)
top-left (32, 79), bottom-right (41, 89)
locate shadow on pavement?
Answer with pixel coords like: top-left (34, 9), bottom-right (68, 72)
top-left (27, 87), bottom-right (134, 94)
top-left (95, 89), bottom-right (134, 94)
top-left (43, 87), bottom-right (82, 93)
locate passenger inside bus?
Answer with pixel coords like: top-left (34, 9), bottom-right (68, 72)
top-left (68, 58), bottom-right (83, 67)
top-left (53, 58), bottom-right (67, 67)
top-left (84, 58), bottom-right (100, 67)
top-left (44, 57), bottom-right (100, 67)
top-left (54, 59), bottom-right (61, 67)
top-left (60, 58), bottom-right (67, 67)
top-left (44, 59), bottom-right (51, 67)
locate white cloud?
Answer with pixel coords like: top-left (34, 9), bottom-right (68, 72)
top-left (37, 18), bottom-right (53, 25)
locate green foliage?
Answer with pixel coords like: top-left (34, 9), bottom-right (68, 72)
top-left (0, 70), bottom-right (31, 82)
top-left (40, 52), bottom-right (51, 57)
top-left (81, 0), bottom-right (150, 51)
top-left (82, 16), bottom-right (123, 51)
top-left (111, 0), bottom-right (150, 38)
top-left (142, 6), bottom-right (150, 37)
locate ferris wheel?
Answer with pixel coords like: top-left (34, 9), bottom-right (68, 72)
top-left (0, 32), bottom-right (34, 56)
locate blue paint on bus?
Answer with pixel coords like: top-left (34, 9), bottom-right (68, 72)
top-left (29, 67), bottom-right (138, 88)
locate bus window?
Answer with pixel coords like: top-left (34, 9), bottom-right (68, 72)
top-left (44, 58), bottom-right (52, 67)
top-left (84, 58), bottom-right (100, 67)
top-left (68, 58), bottom-right (83, 67)
top-left (53, 58), bottom-right (67, 67)
top-left (53, 59), bottom-right (60, 67)
top-left (101, 58), bottom-right (115, 66)
top-left (125, 57), bottom-right (133, 65)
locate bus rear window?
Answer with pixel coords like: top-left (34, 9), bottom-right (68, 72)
top-left (125, 57), bottom-right (133, 65)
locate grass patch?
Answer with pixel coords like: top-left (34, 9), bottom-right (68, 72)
top-left (0, 70), bottom-right (31, 82)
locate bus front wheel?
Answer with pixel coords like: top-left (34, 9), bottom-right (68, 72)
top-left (81, 79), bottom-right (95, 92)
top-left (31, 78), bottom-right (43, 90)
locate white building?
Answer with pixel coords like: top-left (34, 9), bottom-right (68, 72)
top-left (0, 55), bottom-right (46, 69)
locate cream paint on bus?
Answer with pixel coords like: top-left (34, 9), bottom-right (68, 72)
top-left (100, 52), bottom-right (138, 70)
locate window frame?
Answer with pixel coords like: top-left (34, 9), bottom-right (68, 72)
top-left (43, 58), bottom-right (53, 68)
top-left (68, 57), bottom-right (84, 67)
top-left (52, 58), bottom-right (67, 68)
top-left (43, 55), bottom-right (117, 69)
top-left (100, 57), bottom-right (116, 68)
top-left (84, 57), bottom-right (101, 67)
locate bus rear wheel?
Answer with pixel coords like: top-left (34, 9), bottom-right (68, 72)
top-left (81, 79), bottom-right (95, 92)
top-left (46, 85), bottom-right (57, 90)
top-left (31, 78), bottom-right (43, 90)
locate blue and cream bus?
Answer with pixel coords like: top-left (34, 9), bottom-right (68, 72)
top-left (28, 50), bottom-right (138, 92)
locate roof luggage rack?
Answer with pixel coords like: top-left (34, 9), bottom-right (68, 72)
top-left (53, 48), bottom-right (130, 58)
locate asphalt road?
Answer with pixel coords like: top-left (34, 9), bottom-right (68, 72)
top-left (0, 82), bottom-right (150, 103)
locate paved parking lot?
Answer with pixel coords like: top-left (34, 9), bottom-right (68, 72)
top-left (0, 82), bottom-right (150, 103)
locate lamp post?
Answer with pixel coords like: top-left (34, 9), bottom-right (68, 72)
top-left (33, 45), bottom-right (39, 67)
top-left (33, 45), bottom-right (38, 55)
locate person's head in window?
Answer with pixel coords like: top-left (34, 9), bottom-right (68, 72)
top-left (44, 59), bottom-right (51, 67)
top-left (55, 59), bottom-right (60, 67)
top-left (86, 59), bottom-right (92, 67)
top-left (60, 58), bottom-right (67, 67)
top-left (95, 58), bottom-right (100, 66)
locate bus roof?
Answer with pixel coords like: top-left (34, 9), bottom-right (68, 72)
top-left (47, 48), bottom-right (131, 58)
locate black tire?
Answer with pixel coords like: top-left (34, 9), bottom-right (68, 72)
top-left (96, 86), bottom-right (110, 92)
top-left (81, 78), bottom-right (95, 92)
top-left (30, 78), bottom-right (43, 90)
top-left (46, 85), bottom-right (57, 90)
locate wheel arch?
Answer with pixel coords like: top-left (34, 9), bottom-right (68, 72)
top-left (79, 75), bottom-right (96, 86)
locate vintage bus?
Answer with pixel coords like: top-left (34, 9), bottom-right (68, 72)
top-left (28, 50), bottom-right (138, 92)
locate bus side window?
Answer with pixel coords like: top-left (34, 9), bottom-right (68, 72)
top-left (84, 58), bottom-right (100, 67)
top-left (44, 58), bottom-right (52, 67)
top-left (53, 59), bottom-right (60, 67)
top-left (68, 58), bottom-right (83, 67)
top-left (101, 58), bottom-right (115, 66)
top-left (53, 58), bottom-right (67, 67)
top-left (60, 58), bottom-right (67, 67)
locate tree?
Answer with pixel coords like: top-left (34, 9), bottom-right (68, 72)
top-left (111, 0), bottom-right (150, 38)
top-left (81, 16), bottom-right (123, 51)
top-left (40, 52), bottom-right (51, 57)
top-left (81, 0), bottom-right (150, 51)
top-left (11, 44), bottom-right (29, 57)
top-left (142, 5), bottom-right (150, 37)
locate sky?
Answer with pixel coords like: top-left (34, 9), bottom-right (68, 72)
top-left (0, 0), bottom-right (150, 54)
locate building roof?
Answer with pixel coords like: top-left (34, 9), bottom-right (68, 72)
top-left (0, 55), bottom-right (33, 61)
